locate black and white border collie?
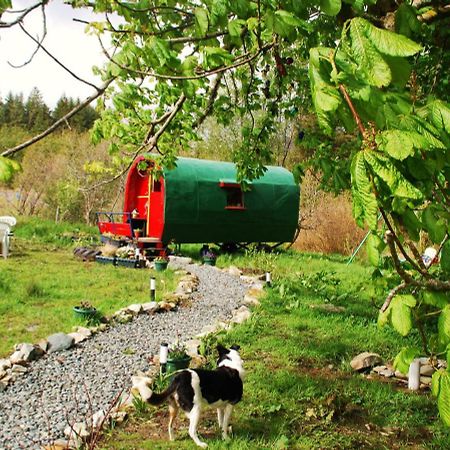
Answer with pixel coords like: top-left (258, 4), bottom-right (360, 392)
top-left (132, 344), bottom-right (244, 448)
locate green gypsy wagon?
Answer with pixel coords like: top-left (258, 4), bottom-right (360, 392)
top-left (97, 156), bottom-right (300, 253)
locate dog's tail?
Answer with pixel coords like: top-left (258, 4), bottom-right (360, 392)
top-left (146, 379), bottom-right (178, 405)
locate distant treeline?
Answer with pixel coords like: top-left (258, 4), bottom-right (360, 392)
top-left (0, 87), bottom-right (99, 132)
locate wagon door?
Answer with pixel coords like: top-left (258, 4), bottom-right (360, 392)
top-left (148, 176), bottom-right (164, 239)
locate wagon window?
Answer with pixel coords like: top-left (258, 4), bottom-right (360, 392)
top-left (219, 181), bottom-right (245, 210)
top-left (153, 180), bottom-right (162, 192)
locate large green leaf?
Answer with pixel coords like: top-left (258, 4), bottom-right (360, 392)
top-left (376, 130), bottom-right (417, 161)
top-left (393, 346), bottom-right (421, 374)
top-left (395, 3), bottom-right (421, 37)
top-left (195, 7), bottom-right (209, 36)
top-left (351, 151), bottom-right (378, 229)
top-left (361, 17), bottom-right (422, 56)
top-left (320, 0), bottom-right (341, 16)
top-left (422, 291), bottom-right (450, 309)
top-left (438, 305), bottom-right (450, 349)
top-left (366, 233), bottom-right (385, 267)
top-left (390, 294), bottom-right (417, 336)
top-left (442, 241), bottom-right (450, 275)
top-left (364, 152), bottom-right (423, 200)
top-left (437, 370), bottom-right (450, 426)
top-left (349, 19), bottom-right (392, 87)
top-left (429, 100), bottom-right (450, 135)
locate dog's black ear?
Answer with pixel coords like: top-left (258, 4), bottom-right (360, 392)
top-left (216, 344), bottom-right (228, 355)
top-left (230, 344), bottom-right (240, 351)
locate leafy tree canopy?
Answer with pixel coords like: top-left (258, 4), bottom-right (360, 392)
top-left (0, 0), bottom-right (449, 425)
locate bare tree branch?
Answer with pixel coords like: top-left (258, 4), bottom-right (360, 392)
top-left (8, 5), bottom-right (47, 68)
top-left (0, 1), bottom-right (45, 28)
top-left (1, 78), bottom-right (115, 158)
top-left (16, 21), bottom-right (101, 91)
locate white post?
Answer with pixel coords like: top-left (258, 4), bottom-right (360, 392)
top-left (160, 342), bottom-right (168, 374)
top-left (408, 359), bottom-right (421, 391)
top-left (150, 277), bottom-right (156, 301)
top-left (265, 272), bottom-right (272, 287)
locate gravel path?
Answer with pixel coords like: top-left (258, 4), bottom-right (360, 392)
top-left (0, 260), bottom-right (248, 450)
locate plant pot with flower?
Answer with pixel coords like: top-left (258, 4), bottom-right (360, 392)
top-left (166, 341), bottom-right (191, 374)
top-left (203, 250), bottom-right (217, 266)
top-left (73, 301), bottom-right (97, 319)
top-left (154, 256), bottom-right (169, 271)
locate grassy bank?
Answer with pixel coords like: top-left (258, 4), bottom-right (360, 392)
top-left (0, 218), bottom-right (177, 357)
top-left (100, 251), bottom-right (449, 449)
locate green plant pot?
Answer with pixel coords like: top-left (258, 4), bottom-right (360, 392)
top-left (154, 261), bottom-right (168, 271)
top-left (73, 306), bottom-right (97, 319)
top-left (203, 258), bottom-right (216, 266)
top-left (166, 356), bottom-right (191, 374)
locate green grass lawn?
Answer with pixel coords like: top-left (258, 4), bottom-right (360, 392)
top-left (99, 250), bottom-right (450, 450)
top-left (0, 218), bottom-right (178, 357)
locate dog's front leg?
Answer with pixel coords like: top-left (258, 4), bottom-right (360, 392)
top-left (221, 404), bottom-right (233, 439)
top-left (188, 406), bottom-right (207, 448)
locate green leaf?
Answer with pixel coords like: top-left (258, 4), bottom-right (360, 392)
top-left (399, 208), bottom-right (421, 241)
top-left (437, 370), bottom-right (450, 426)
top-left (195, 7), bottom-right (209, 36)
top-left (349, 19), bottom-right (392, 87)
top-left (432, 369), bottom-right (443, 397)
top-left (364, 152), bottom-right (423, 201)
top-left (376, 130), bottom-right (416, 160)
top-left (438, 305), bottom-right (450, 349)
top-left (422, 206), bottom-right (447, 244)
top-left (390, 294), bottom-right (417, 336)
top-left (395, 4), bottom-right (421, 38)
top-left (422, 291), bottom-right (450, 309)
top-left (351, 152), bottom-right (378, 230)
top-left (228, 19), bottom-right (246, 38)
top-left (366, 233), bottom-right (385, 267)
top-left (393, 346), bottom-right (421, 374)
top-left (429, 100), bottom-right (450, 135)
top-left (0, 157), bottom-right (21, 183)
top-left (320, 0), bottom-right (341, 16)
top-left (360, 17), bottom-right (422, 56)
top-left (442, 241), bottom-right (450, 275)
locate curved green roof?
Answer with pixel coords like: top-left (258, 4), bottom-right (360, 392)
top-left (162, 157), bottom-right (299, 244)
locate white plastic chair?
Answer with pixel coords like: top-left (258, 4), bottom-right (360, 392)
top-left (0, 216), bottom-right (16, 227)
top-left (0, 223), bottom-right (10, 259)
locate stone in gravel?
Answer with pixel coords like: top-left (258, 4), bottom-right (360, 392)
top-left (350, 352), bottom-right (382, 371)
top-left (169, 256), bottom-right (193, 265)
top-left (75, 327), bottom-right (92, 338)
top-left (379, 369), bottom-right (395, 378)
top-left (11, 364), bottom-right (28, 374)
top-left (10, 343), bottom-right (44, 363)
top-left (92, 410), bottom-right (107, 429)
top-left (65, 422), bottom-right (90, 438)
top-left (231, 306), bottom-right (252, 324)
top-left (0, 358), bottom-right (11, 371)
top-left (142, 302), bottom-right (159, 314)
top-left (420, 376), bottom-right (432, 385)
top-left (127, 304), bottom-right (143, 315)
top-left (0, 381), bottom-right (6, 392)
top-left (164, 293), bottom-right (189, 304)
top-left (242, 293), bottom-right (261, 307)
top-left (185, 339), bottom-right (201, 356)
top-left (37, 339), bottom-right (49, 352)
top-left (158, 301), bottom-right (174, 312)
top-left (420, 364), bottom-right (435, 376)
top-left (228, 266), bottom-right (242, 276)
top-left (0, 369), bottom-right (6, 379)
top-left (372, 365), bottom-right (387, 374)
top-left (111, 411), bottom-right (127, 423)
top-left (395, 370), bottom-right (408, 379)
top-left (42, 440), bottom-right (72, 449)
top-left (68, 332), bottom-right (88, 345)
top-left (47, 333), bottom-right (75, 353)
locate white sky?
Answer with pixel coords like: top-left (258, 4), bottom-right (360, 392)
top-left (0, 0), bottom-right (110, 108)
